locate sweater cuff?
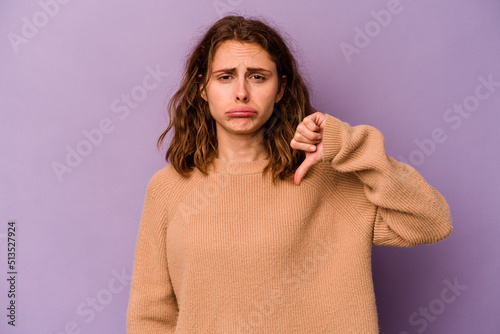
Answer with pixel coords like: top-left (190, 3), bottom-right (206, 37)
top-left (321, 113), bottom-right (343, 163)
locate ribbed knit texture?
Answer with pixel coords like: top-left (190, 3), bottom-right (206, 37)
top-left (126, 114), bottom-right (453, 333)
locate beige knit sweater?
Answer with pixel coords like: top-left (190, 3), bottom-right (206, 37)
top-left (126, 113), bottom-right (452, 333)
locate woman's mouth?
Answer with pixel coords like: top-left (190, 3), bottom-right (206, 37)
top-left (227, 107), bottom-right (257, 117)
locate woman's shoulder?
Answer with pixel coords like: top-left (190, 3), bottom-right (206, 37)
top-left (146, 163), bottom-right (204, 193)
top-left (148, 163), bottom-right (183, 184)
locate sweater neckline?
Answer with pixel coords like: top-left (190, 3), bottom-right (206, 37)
top-left (211, 157), bottom-right (270, 175)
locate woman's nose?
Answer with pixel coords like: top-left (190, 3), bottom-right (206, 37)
top-left (235, 79), bottom-right (249, 102)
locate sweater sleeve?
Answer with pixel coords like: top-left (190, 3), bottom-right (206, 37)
top-left (127, 170), bottom-right (178, 333)
top-left (321, 113), bottom-right (452, 247)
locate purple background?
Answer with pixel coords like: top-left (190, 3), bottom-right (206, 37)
top-left (1, 0), bottom-right (499, 333)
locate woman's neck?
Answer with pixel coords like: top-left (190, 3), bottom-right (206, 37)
top-left (216, 148), bottom-right (268, 162)
top-left (215, 129), bottom-right (268, 162)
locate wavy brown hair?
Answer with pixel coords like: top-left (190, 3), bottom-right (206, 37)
top-left (157, 15), bottom-right (317, 184)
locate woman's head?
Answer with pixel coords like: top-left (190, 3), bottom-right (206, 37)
top-left (199, 39), bottom-right (287, 158)
top-left (158, 15), bottom-right (317, 183)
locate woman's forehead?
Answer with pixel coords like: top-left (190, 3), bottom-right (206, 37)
top-left (211, 40), bottom-right (275, 71)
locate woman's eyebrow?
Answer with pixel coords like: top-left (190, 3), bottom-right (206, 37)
top-left (212, 67), bottom-right (272, 75)
top-left (247, 67), bottom-right (272, 74)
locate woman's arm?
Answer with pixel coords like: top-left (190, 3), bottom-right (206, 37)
top-left (292, 112), bottom-right (453, 247)
top-left (127, 171), bottom-right (178, 333)
top-left (322, 113), bottom-right (452, 247)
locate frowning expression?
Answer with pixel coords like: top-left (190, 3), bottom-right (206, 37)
top-left (201, 40), bottom-right (286, 138)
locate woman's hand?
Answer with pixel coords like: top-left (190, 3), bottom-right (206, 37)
top-left (290, 112), bottom-right (326, 186)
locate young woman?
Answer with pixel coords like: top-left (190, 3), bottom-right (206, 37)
top-left (126, 15), bottom-right (452, 333)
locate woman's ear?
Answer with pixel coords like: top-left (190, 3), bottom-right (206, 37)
top-left (275, 75), bottom-right (287, 103)
top-left (199, 74), bottom-right (207, 101)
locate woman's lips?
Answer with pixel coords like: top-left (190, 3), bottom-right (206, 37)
top-left (226, 107), bottom-right (257, 117)
top-left (226, 111), bottom-right (257, 117)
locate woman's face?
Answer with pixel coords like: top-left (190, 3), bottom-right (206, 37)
top-left (201, 40), bottom-right (286, 140)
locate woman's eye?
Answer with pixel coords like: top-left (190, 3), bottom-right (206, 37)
top-left (251, 75), bottom-right (265, 81)
top-left (218, 74), bottom-right (265, 81)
